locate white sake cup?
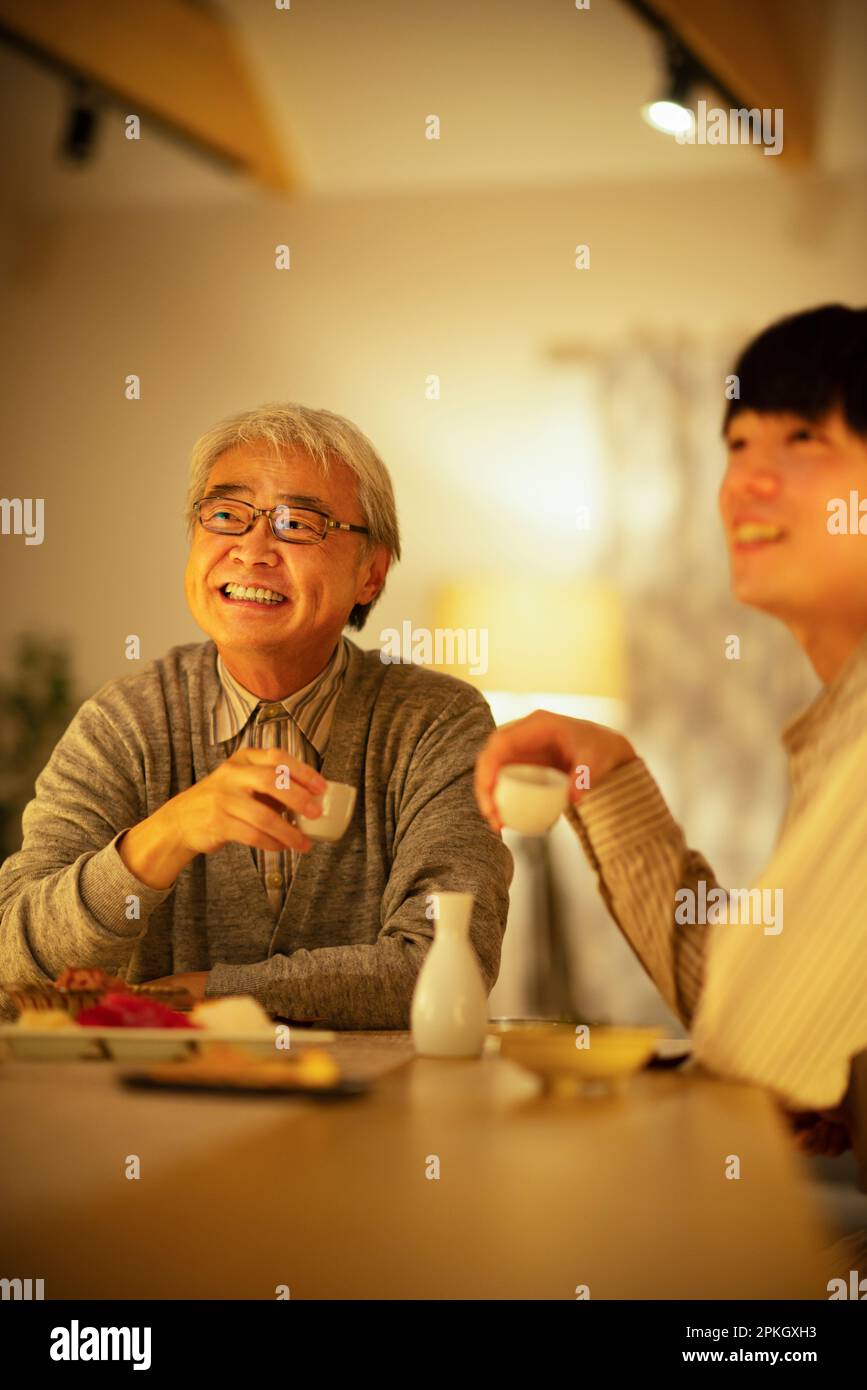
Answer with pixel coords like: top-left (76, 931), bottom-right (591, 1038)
top-left (296, 780), bottom-right (357, 842)
top-left (494, 763), bottom-right (570, 835)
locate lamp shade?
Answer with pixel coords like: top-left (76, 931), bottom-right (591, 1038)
top-left (431, 578), bottom-right (626, 702)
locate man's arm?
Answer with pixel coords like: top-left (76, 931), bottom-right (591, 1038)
top-left (0, 697), bottom-right (174, 993)
top-left (473, 709), bottom-right (721, 1027)
top-left (692, 729), bottom-right (867, 1112)
top-left (568, 758), bottom-right (722, 1025)
top-left (205, 688), bottom-right (514, 1028)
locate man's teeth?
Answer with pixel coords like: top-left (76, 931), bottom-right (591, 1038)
top-left (224, 583), bottom-right (286, 604)
top-left (734, 523), bottom-right (784, 543)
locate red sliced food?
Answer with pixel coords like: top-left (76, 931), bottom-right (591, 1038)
top-left (76, 993), bottom-right (199, 1029)
top-left (55, 967), bottom-right (131, 993)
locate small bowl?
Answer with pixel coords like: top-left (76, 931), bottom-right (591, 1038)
top-left (487, 1018), bottom-right (564, 1036)
top-left (485, 1019), bottom-right (564, 1058)
top-left (499, 1024), bottom-right (663, 1097)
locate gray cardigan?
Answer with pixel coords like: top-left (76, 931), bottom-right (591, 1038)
top-left (0, 639), bottom-right (513, 1027)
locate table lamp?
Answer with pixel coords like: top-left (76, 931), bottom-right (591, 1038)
top-left (431, 577), bottom-right (626, 726)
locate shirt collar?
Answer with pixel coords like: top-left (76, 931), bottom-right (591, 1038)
top-left (210, 638), bottom-right (349, 753)
top-left (782, 629), bottom-right (867, 756)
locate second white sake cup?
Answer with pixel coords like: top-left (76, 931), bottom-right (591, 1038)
top-left (494, 763), bottom-right (570, 835)
top-left (296, 780), bottom-right (357, 842)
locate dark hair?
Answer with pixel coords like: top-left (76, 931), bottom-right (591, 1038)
top-left (723, 304), bottom-right (867, 438)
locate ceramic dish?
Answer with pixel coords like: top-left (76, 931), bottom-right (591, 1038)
top-left (122, 1069), bottom-right (367, 1099)
top-left (487, 1018), bottom-right (565, 1034)
top-left (0, 1024), bottom-right (336, 1062)
top-left (498, 1024), bottom-right (664, 1096)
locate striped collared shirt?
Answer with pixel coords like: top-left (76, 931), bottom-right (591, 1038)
top-left (568, 631), bottom-right (867, 1119)
top-left (210, 638), bottom-right (350, 917)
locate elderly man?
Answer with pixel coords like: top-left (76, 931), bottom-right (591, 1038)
top-left (0, 404), bottom-right (512, 1027)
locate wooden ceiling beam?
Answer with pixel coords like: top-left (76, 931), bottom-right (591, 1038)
top-left (641, 0), bottom-right (823, 164)
top-left (0, 0), bottom-right (294, 190)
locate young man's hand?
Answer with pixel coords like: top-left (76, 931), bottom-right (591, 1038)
top-left (474, 709), bottom-right (637, 832)
top-left (783, 1103), bottom-right (853, 1157)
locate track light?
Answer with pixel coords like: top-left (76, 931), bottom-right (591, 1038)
top-left (60, 79), bottom-right (102, 163)
top-left (641, 36), bottom-right (696, 138)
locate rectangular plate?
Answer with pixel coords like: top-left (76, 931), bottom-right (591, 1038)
top-left (121, 1071), bottom-right (368, 1099)
top-left (0, 1024), bottom-right (336, 1062)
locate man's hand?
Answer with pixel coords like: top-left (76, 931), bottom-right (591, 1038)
top-left (164, 747), bottom-right (326, 857)
top-left (474, 709), bottom-right (637, 832)
top-left (783, 1104), bottom-right (853, 1157)
top-left (147, 971), bottom-right (210, 1002)
top-left (118, 747), bottom-right (329, 889)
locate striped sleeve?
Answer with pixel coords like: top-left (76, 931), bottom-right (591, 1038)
top-left (567, 758), bottom-right (720, 1024)
top-left (692, 730), bottom-right (867, 1110)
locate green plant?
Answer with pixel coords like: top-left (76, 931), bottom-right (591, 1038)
top-left (0, 635), bottom-right (76, 863)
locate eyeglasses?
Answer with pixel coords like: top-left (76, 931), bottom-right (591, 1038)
top-left (193, 496), bottom-right (370, 546)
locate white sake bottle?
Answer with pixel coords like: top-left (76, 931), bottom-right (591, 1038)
top-left (411, 891), bottom-right (488, 1057)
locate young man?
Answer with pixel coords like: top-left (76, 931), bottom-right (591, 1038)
top-left (475, 305), bottom-right (867, 1165)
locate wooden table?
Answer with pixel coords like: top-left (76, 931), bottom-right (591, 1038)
top-left (0, 1033), bottom-right (831, 1299)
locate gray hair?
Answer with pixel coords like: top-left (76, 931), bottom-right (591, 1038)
top-left (185, 402), bottom-right (401, 630)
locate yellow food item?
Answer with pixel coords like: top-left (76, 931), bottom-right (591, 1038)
top-left (236, 1049), bottom-right (340, 1085)
top-left (190, 997), bottom-right (273, 1033)
top-left (16, 1008), bottom-right (75, 1031)
top-left (294, 1048), bottom-right (341, 1085)
top-left (164, 1044), bottom-right (341, 1088)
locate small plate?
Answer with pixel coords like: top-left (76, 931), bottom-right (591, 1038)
top-left (0, 1024), bottom-right (336, 1062)
top-left (122, 1071), bottom-right (368, 1099)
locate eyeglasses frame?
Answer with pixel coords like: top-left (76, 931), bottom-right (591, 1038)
top-left (193, 496), bottom-right (370, 545)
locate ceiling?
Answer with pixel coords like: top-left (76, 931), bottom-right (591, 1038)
top-left (1, 0), bottom-right (865, 209)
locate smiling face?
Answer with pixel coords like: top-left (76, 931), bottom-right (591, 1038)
top-left (719, 407), bottom-right (867, 666)
top-left (184, 442), bottom-right (390, 698)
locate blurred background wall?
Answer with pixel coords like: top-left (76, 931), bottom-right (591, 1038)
top-left (1, 0), bottom-right (866, 1028)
